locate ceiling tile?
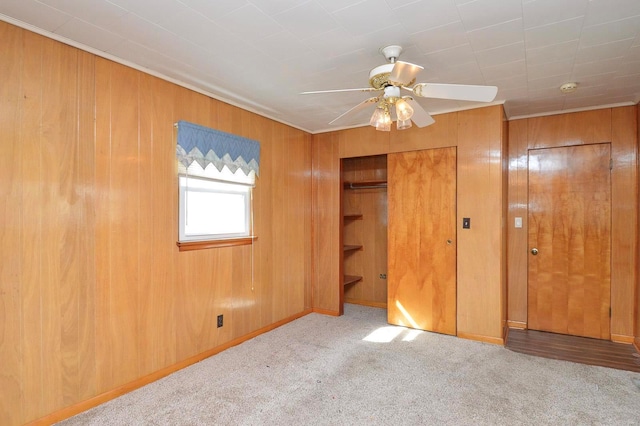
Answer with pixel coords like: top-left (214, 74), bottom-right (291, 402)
top-left (315, 0), bottom-right (368, 14)
top-left (522, 0), bottom-right (588, 29)
top-left (1, 0), bottom-right (71, 31)
top-left (480, 59), bottom-right (527, 81)
top-left (468, 18), bottom-right (523, 52)
top-left (159, 8), bottom-right (229, 50)
top-left (525, 40), bottom-right (578, 66)
top-left (179, 0), bottom-right (248, 19)
top-left (384, 0), bottom-right (421, 9)
top-left (38, 0), bottom-right (128, 28)
top-left (485, 72), bottom-right (528, 89)
top-left (214, 4), bottom-right (283, 40)
top-left (474, 42), bottom-right (525, 68)
top-left (572, 60), bottom-right (624, 80)
top-left (424, 43), bottom-right (475, 68)
top-left (392, 0), bottom-right (461, 34)
top-left (525, 17), bottom-right (583, 49)
top-left (410, 21), bottom-right (468, 54)
top-left (249, 0), bottom-right (304, 16)
top-left (584, 0), bottom-right (640, 27)
top-left (331, 0), bottom-right (396, 36)
top-left (527, 74), bottom-right (572, 91)
top-left (579, 16), bottom-right (640, 48)
top-left (272, 1), bottom-right (339, 39)
top-left (107, 0), bottom-right (188, 28)
top-left (55, 17), bottom-right (125, 52)
top-left (575, 38), bottom-right (635, 64)
top-left (456, 0), bottom-right (522, 31)
top-left (527, 58), bottom-right (574, 81)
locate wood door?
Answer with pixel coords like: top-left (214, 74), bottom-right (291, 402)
top-left (528, 143), bottom-right (611, 339)
top-left (387, 147), bottom-right (457, 335)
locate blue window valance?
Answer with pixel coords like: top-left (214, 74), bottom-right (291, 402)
top-left (176, 120), bottom-right (260, 176)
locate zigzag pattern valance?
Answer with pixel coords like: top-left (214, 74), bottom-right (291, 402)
top-left (176, 120), bottom-right (260, 177)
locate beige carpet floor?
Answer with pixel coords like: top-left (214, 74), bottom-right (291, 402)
top-left (59, 304), bottom-right (640, 425)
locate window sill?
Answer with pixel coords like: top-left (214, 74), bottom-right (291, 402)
top-left (177, 236), bottom-right (258, 252)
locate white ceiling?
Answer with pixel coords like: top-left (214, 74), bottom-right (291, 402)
top-left (2, 0), bottom-right (640, 133)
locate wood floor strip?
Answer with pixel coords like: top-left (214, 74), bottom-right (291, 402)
top-left (505, 328), bottom-right (640, 373)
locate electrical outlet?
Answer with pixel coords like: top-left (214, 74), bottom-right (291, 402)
top-left (217, 314), bottom-right (223, 328)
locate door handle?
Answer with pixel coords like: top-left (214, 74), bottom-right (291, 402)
top-left (531, 248), bottom-right (538, 255)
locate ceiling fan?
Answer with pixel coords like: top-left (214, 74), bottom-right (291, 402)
top-left (302, 45), bottom-right (498, 131)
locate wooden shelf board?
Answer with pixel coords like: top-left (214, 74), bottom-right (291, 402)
top-left (344, 275), bottom-right (363, 286)
top-left (343, 244), bottom-right (362, 252)
top-left (344, 214), bottom-right (363, 220)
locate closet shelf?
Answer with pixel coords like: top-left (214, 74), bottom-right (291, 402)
top-left (344, 275), bottom-right (363, 286)
top-left (344, 214), bottom-right (363, 220)
top-left (344, 244), bottom-right (363, 252)
top-left (343, 180), bottom-right (387, 190)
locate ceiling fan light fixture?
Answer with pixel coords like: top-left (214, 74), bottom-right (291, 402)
top-left (397, 118), bottom-right (412, 130)
top-left (395, 97), bottom-right (414, 121)
top-left (372, 105), bottom-right (392, 131)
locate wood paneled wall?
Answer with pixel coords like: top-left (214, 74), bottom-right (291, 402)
top-left (507, 107), bottom-right (638, 342)
top-left (312, 105), bottom-right (507, 343)
top-left (0, 22), bottom-right (312, 425)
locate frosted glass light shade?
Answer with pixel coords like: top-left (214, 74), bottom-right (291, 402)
top-left (395, 98), bottom-right (414, 121)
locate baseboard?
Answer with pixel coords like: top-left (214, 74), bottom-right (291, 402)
top-left (507, 320), bottom-right (527, 329)
top-left (28, 308), bottom-right (313, 426)
top-left (634, 338), bottom-right (640, 353)
top-left (611, 334), bottom-right (635, 344)
top-left (312, 307), bottom-right (340, 316)
top-left (457, 331), bottom-right (504, 346)
top-left (344, 298), bottom-right (387, 309)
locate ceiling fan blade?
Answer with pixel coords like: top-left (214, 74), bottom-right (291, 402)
top-left (389, 61), bottom-right (424, 86)
top-left (413, 83), bottom-right (498, 102)
top-left (404, 97), bottom-right (435, 127)
top-left (301, 88), bottom-right (381, 95)
top-left (329, 96), bottom-right (380, 125)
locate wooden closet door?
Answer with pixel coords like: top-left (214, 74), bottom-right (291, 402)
top-left (528, 143), bottom-right (611, 339)
top-left (387, 147), bottom-right (457, 335)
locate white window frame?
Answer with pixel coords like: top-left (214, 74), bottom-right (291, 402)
top-left (178, 175), bottom-right (253, 242)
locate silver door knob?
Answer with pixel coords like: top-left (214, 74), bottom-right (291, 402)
top-left (531, 248), bottom-right (538, 255)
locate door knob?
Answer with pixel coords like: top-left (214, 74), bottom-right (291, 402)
top-left (531, 248), bottom-right (538, 255)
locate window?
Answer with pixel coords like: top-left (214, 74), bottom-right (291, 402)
top-left (175, 120), bottom-right (260, 250)
top-left (178, 174), bottom-right (252, 242)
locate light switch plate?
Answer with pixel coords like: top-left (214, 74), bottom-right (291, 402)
top-left (515, 217), bottom-right (522, 228)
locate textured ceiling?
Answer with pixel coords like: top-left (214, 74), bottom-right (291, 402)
top-left (1, 0), bottom-right (640, 133)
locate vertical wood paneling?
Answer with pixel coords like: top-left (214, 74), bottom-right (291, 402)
top-left (610, 106), bottom-right (637, 339)
top-left (76, 49), bottom-right (97, 400)
top-left (527, 109), bottom-right (612, 148)
top-left (312, 132), bottom-right (341, 314)
top-left (138, 74), bottom-right (177, 375)
top-left (507, 119), bottom-right (529, 325)
top-left (389, 112), bottom-right (458, 153)
top-left (40, 39), bottom-right (79, 412)
top-left (0, 22), bottom-right (314, 425)
top-left (94, 57), bottom-right (113, 395)
top-left (0, 21), bottom-right (24, 425)
top-left (20, 30), bottom-right (45, 421)
top-left (456, 106), bottom-right (505, 340)
top-left (338, 126), bottom-right (389, 158)
top-left (108, 62), bottom-right (141, 388)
